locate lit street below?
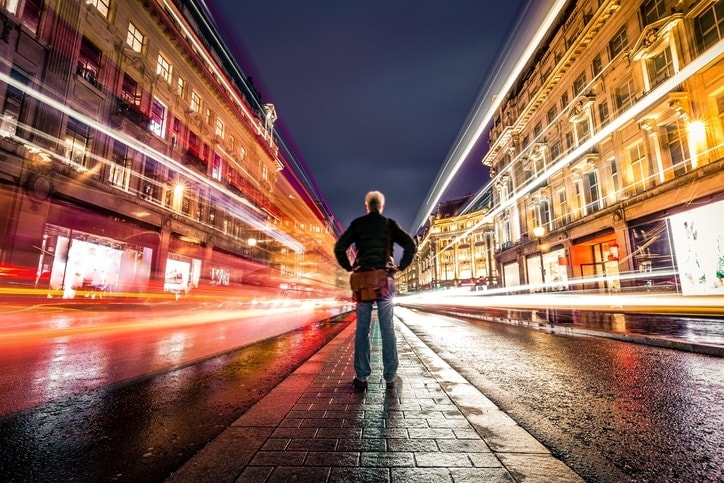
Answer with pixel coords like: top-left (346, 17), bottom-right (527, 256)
top-left (0, 302), bottom-right (721, 481)
top-left (396, 307), bottom-right (723, 482)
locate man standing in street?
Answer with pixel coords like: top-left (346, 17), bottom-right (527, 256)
top-left (334, 191), bottom-right (417, 390)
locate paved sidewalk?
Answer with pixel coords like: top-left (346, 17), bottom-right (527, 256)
top-left (168, 315), bottom-right (582, 482)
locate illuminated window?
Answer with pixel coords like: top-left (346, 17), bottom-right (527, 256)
top-left (598, 100), bottom-right (609, 125)
top-left (109, 140), bottom-right (131, 190)
top-left (614, 78), bottom-right (635, 114)
top-left (20, 0), bottom-right (41, 34)
top-left (550, 142), bottom-right (561, 161)
top-left (0, 66), bottom-right (30, 139)
top-left (565, 131), bottom-right (574, 150)
top-left (627, 142), bottom-right (647, 195)
top-left (592, 55), bottom-right (603, 77)
top-left (127, 22), bottom-right (145, 53)
top-left (575, 115), bottom-right (591, 144)
top-left (228, 134), bottom-right (235, 151)
top-left (585, 171), bottom-right (601, 213)
top-left (182, 193), bottom-right (191, 215)
top-left (649, 47), bottom-right (674, 87)
top-left (215, 118), bottom-right (224, 138)
top-left (142, 158), bottom-right (159, 201)
top-left (205, 108), bottom-right (212, 125)
top-left (149, 97), bottom-right (167, 138)
top-left (65, 118), bottom-right (91, 170)
top-left (121, 73), bottom-right (140, 104)
top-left (641, 0), bottom-right (666, 26)
top-left (176, 76), bottom-right (186, 98)
top-left (208, 198), bottom-right (217, 224)
top-left (558, 189), bottom-right (569, 225)
top-left (573, 72), bottom-right (586, 95)
top-left (696, 2), bottom-right (724, 51)
top-left (608, 26), bottom-right (628, 59)
top-left (0, 0), bottom-right (19, 15)
top-left (664, 121), bottom-right (691, 177)
top-left (190, 90), bottom-right (201, 112)
top-left (609, 158), bottom-right (620, 200)
top-left (212, 153), bottom-right (222, 181)
top-left (188, 131), bottom-right (200, 156)
top-left (262, 164), bottom-right (268, 181)
top-left (87, 0), bottom-right (110, 18)
top-left (77, 37), bottom-right (101, 88)
top-left (156, 54), bottom-right (172, 84)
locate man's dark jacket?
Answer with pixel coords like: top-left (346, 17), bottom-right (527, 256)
top-left (334, 211), bottom-right (416, 273)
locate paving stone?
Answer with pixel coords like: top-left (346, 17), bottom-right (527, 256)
top-left (171, 317), bottom-right (581, 482)
top-left (386, 438), bottom-right (438, 452)
top-left (361, 451), bottom-right (415, 467)
top-left (264, 465), bottom-right (331, 482)
top-left (414, 451), bottom-right (473, 467)
top-left (330, 466), bottom-right (391, 482)
top-left (391, 467), bottom-right (452, 482)
top-left (304, 450), bottom-right (359, 466)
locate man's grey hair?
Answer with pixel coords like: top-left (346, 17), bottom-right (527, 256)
top-left (365, 191), bottom-right (385, 212)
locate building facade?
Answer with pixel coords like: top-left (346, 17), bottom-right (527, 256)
top-left (406, 0), bottom-right (723, 296)
top-left (401, 193), bottom-right (496, 293)
top-left (0, 0), bottom-right (344, 300)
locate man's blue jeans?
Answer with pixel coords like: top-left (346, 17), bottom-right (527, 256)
top-left (354, 277), bottom-right (397, 383)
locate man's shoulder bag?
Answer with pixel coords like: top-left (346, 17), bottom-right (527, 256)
top-left (349, 219), bottom-right (392, 302)
top-left (350, 269), bottom-right (389, 302)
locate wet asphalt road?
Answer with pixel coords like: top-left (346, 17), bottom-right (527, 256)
top-left (0, 314), bottom-right (352, 482)
top-left (397, 307), bottom-right (723, 483)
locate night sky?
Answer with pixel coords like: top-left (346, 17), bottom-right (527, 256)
top-left (205, 0), bottom-right (528, 233)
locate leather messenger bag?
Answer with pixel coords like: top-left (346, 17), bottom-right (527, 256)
top-left (350, 269), bottom-right (389, 302)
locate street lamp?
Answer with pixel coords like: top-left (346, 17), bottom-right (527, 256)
top-left (533, 225), bottom-right (545, 288)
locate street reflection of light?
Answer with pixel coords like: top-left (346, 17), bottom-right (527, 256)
top-left (155, 332), bottom-right (189, 366)
top-left (40, 339), bottom-right (107, 401)
top-left (401, 290), bottom-right (724, 316)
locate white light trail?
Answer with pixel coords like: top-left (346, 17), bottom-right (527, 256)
top-left (412, 0), bottom-right (566, 233)
top-left (0, 65), bottom-right (306, 253)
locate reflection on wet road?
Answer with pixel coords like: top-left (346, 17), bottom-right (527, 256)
top-left (397, 307), bottom-right (723, 482)
top-left (0, 302), bottom-right (347, 415)
top-left (0, 308), bottom-right (352, 481)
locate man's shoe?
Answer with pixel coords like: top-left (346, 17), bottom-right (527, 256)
top-left (385, 376), bottom-right (399, 389)
top-left (352, 377), bottom-right (368, 390)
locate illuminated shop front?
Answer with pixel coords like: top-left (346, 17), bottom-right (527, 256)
top-left (569, 231), bottom-right (620, 292)
top-left (527, 246), bottom-right (569, 290)
top-left (41, 224), bottom-right (152, 299)
top-left (629, 199), bottom-right (724, 296)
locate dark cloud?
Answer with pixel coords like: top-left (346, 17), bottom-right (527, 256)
top-left (206, 0), bottom-right (526, 231)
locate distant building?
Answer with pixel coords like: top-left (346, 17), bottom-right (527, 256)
top-left (400, 191), bottom-right (495, 292)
